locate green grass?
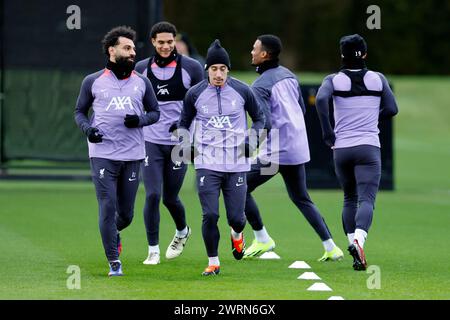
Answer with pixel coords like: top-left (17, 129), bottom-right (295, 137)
top-left (1, 74), bottom-right (449, 300)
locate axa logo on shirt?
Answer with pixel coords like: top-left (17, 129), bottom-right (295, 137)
top-left (206, 115), bottom-right (232, 129)
top-left (105, 96), bottom-right (134, 111)
top-left (157, 84), bottom-right (169, 96)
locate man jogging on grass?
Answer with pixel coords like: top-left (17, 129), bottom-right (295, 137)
top-left (75, 26), bottom-right (159, 276)
top-left (315, 34), bottom-right (398, 270)
top-left (244, 35), bottom-right (344, 262)
top-left (135, 21), bottom-right (204, 265)
top-left (173, 39), bottom-right (265, 276)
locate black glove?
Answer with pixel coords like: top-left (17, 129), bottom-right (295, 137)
top-left (190, 144), bottom-right (199, 162)
top-left (169, 122), bottom-right (179, 133)
top-left (124, 114), bottom-right (140, 128)
top-left (323, 133), bottom-right (336, 148)
top-left (244, 143), bottom-right (252, 158)
top-left (86, 127), bottom-right (103, 143)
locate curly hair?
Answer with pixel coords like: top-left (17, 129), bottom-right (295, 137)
top-left (150, 21), bottom-right (177, 39)
top-left (102, 26), bottom-right (136, 56)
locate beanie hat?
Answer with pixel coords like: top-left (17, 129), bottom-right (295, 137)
top-left (204, 39), bottom-right (231, 70)
top-left (340, 34), bottom-right (367, 59)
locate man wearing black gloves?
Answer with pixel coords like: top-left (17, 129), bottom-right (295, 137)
top-left (175, 39), bottom-right (265, 276)
top-left (74, 26), bottom-right (160, 276)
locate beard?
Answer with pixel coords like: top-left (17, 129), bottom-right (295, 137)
top-left (108, 55), bottom-right (135, 79)
top-left (116, 55), bottom-right (135, 70)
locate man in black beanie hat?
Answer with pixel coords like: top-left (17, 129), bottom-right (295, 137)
top-left (173, 39), bottom-right (266, 276)
top-left (243, 34), bottom-right (344, 262)
top-left (204, 39), bottom-right (231, 72)
top-left (340, 34), bottom-right (368, 69)
top-left (315, 34), bottom-right (398, 270)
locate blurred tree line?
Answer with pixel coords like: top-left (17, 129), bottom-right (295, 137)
top-left (165, 0), bottom-right (450, 74)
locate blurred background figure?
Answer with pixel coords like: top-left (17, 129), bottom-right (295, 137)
top-left (176, 32), bottom-right (206, 67)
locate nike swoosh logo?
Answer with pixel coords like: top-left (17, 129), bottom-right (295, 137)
top-left (157, 84), bottom-right (168, 89)
top-left (128, 178), bottom-right (137, 181)
top-left (173, 166), bottom-right (182, 170)
top-left (235, 183), bottom-right (244, 187)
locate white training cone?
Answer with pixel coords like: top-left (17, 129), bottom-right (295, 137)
top-left (297, 272), bottom-right (321, 280)
top-left (307, 282), bottom-right (332, 291)
top-left (328, 296), bottom-right (344, 300)
top-left (259, 251), bottom-right (281, 259)
top-left (288, 261), bottom-right (311, 269)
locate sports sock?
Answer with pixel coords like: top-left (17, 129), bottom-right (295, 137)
top-left (149, 245), bottom-right (160, 254)
top-left (176, 226), bottom-right (188, 238)
top-left (354, 228), bottom-right (367, 248)
top-left (253, 226), bottom-right (270, 243)
top-left (208, 256), bottom-right (220, 266)
top-left (230, 229), bottom-right (242, 240)
top-left (347, 233), bottom-right (355, 245)
top-left (322, 238), bottom-right (337, 252)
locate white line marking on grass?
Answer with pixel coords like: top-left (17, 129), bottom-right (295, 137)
top-left (288, 261), bottom-right (311, 269)
top-left (328, 296), bottom-right (345, 300)
top-left (307, 282), bottom-right (332, 291)
top-left (297, 272), bottom-right (321, 280)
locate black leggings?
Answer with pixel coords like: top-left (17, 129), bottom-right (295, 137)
top-left (142, 141), bottom-right (188, 246)
top-left (333, 145), bottom-right (381, 234)
top-left (196, 169), bottom-right (247, 257)
top-left (245, 162), bottom-right (332, 241)
top-left (90, 158), bottom-right (141, 262)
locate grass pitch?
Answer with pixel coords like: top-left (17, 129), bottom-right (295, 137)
top-left (0, 74), bottom-right (449, 300)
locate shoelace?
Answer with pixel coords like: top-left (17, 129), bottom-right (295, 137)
top-left (171, 237), bottom-right (181, 250)
top-left (110, 262), bottom-right (120, 271)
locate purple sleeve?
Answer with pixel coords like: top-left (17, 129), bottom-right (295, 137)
top-left (179, 89), bottom-right (198, 129)
top-left (298, 83), bottom-right (306, 114)
top-left (243, 86), bottom-right (265, 131)
top-left (252, 86), bottom-right (272, 131)
top-left (377, 73), bottom-right (399, 120)
top-left (134, 58), bottom-right (149, 75)
top-left (315, 75), bottom-right (336, 147)
top-left (184, 57), bottom-right (205, 86)
top-left (230, 78), bottom-right (265, 131)
top-left (139, 76), bottom-right (160, 126)
top-left (74, 74), bottom-right (96, 135)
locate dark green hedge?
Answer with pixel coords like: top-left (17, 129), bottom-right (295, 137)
top-left (165, 0), bottom-right (450, 74)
